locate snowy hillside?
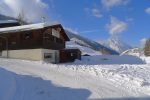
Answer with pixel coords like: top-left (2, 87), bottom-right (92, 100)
top-left (66, 41), bottom-right (102, 55)
top-left (0, 14), bottom-right (15, 20)
top-left (65, 30), bottom-right (119, 55)
top-left (73, 55), bottom-right (145, 65)
top-left (121, 48), bottom-right (144, 57)
top-left (100, 38), bottom-right (132, 53)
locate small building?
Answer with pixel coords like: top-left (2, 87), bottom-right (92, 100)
top-left (60, 49), bottom-right (81, 63)
top-left (0, 23), bottom-right (81, 63)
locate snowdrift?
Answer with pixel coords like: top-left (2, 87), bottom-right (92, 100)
top-left (71, 55), bottom-right (145, 65)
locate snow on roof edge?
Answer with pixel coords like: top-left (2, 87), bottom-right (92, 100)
top-left (0, 22), bottom-right (60, 34)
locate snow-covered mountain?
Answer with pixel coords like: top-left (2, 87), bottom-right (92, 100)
top-left (65, 30), bottom-right (119, 55)
top-left (66, 41), bottom-right (102, 55)
top-left (99, 38), bottom-right (132, 53)
top-left (0, 14), bottom-right (20, 27)
top-left (121, 48), bottom-right (144, 57)
top-left (0, 14), bottom-right (15, 21)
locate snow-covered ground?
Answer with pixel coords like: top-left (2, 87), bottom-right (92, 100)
top-left (141, 57), bottom-right (150, 64)
top-left (72, 55), bottom-right (145, 65)
top-left (0, 55), bottom-right (150, 100)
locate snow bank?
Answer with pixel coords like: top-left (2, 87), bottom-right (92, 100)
top-left (0, 56), bottom-right (150, 100)
top-left (72, 55), bottom-right (145, 65)
top-left (140, 57), bottom-right (150, 64)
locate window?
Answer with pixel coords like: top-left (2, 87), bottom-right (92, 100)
top-left (71, 53), bottom-right (75, 57)
top-left (11, 42), bottom-right (16, 45)
top-left (52, 29), bottom-right (60, 38)
top-left (44, 53), bottom-right (53, 59)
top-left (23, 32), bottom-right (33, 40)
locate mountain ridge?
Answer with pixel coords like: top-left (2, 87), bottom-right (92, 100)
top-left (65, 29), bottom-right (119, 55)
top-left (99, 37), bottom-right (132, 53)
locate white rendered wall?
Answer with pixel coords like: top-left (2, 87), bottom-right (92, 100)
top-left (2, 49), bottom-right (43, 61)
top-left (2, 49), bottom-right (59, 63)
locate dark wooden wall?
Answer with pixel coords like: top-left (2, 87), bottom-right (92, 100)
top-left (0, 26), bottom-right (66, 51)
top-left (59, 49), bottom-right (81, 63)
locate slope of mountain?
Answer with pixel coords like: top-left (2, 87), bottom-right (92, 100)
top-left (65, 30), bottom-right (119, 55)
top-left (100, 38), bottom-right (132, 53)
top-left (121, 48), bottom-right (144, 57)
top-left (66, 41), bottom-right (102, 55)
top-left (0, 14), bottom-right (15, 21)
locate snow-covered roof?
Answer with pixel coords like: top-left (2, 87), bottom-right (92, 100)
top-left (0, 22), bottom-right (60, 33)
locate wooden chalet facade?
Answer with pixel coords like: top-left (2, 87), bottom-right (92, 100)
top-left (0, 23), bottom-right (81, 63)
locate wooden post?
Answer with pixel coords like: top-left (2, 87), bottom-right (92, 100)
top-left (0, 36), bottom-right (8, 58)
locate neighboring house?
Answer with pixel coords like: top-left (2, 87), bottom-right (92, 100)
top-left (0, 23), bottom-right (81, 63)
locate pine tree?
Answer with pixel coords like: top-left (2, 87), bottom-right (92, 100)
top-left (144, 39), bottom-right (150, 56)
top-left (17, 9), bottom-right (28, 25)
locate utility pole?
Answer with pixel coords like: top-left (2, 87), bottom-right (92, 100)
top-left (0, 36), bottom-right (8, 58)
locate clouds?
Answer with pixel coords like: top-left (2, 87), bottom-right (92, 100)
top-left (145, 7), bottom-right (150, 15)
top-left (91, 8), bottom-right (103, 18)
top-left (140, 38), bottom-right (147, 48)
top-left (85, 8), bottom-right (103, 18)
top-left (65, 27), bottom-right (79, 34)
top-left (106, 16), bottom-right (128, 35)
top-left (0, 0), bottom-right (50, 22)
top-left (101, 0), bottom-right (129, 10)
top-left (85, 0), bottom-right (130, 19)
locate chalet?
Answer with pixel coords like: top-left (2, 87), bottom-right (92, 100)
top-left (0, 23), bottom-right (81, 63)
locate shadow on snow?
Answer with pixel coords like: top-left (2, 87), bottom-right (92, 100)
top-left (0, 68), bottom-right (91, 100)
top-left (1, 68), bottom-right (150, 100)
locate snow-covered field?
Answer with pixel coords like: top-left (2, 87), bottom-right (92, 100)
top-left (0, 55), bottom-right (150, 100)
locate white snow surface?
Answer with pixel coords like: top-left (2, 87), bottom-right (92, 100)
top-left (0, 55), bottom-right (150, 100)
top-left (73, 55), bottom-right (145, 65)
top-left (66, 41), bottom-right (102, 55)
top-left (0, 22), bottom-right (59, 33)
top-left (121, 48), bottom-right (144, 57)
top-left (140, 57), bottom-right (150, 64)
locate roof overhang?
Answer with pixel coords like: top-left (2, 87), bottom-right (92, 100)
top-left (0, 22), bottom-right (70, 41)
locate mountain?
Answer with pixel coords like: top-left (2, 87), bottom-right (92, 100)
top-left (0, 14), bottom-right (15, 20)
top-left (99, 38), bottom-right (132, 53)
top-left (65, 30), bottom-right (119, 55)
top-left (66, 41), bottom-right (102, 55)
top-left (0, 14), bottom-right (21, 28)
top-left (121, 48), bottom-right (144, 57)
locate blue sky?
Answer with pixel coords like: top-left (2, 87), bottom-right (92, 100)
top-left (43, 0), bottom-right (150, 47)
top-left (1, 0), bottom-right (150, 47)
